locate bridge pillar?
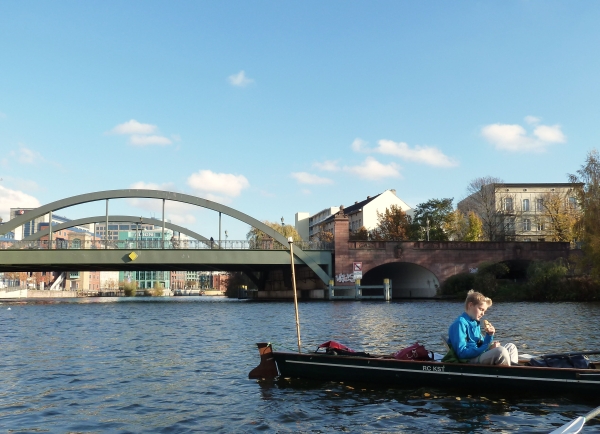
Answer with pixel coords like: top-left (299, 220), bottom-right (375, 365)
top-left (333, 213), bottom-right (350, 284)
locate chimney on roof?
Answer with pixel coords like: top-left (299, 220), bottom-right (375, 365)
top-left (390, 189), bottom-right (396, 196)
top-left (367, 196), bottom-right (370, 199)
top-left (355, 201), bottom-right (358, 204)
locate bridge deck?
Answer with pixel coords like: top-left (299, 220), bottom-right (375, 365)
top-left (0, 249), bottom-right (333, 273)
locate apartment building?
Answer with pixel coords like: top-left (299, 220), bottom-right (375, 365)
top-left (296, 189), bottom-right (412, 241)
top-left (458, 182), bottom-right (582, 242)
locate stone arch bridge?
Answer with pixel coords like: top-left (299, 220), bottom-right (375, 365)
top-left (331, 214), bottom-right (573, 298)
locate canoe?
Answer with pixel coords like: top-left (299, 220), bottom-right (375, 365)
top-left (249, 343), bottom-right (600, 396)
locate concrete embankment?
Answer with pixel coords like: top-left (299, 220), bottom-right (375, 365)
top-left (0, 289), bottom-right (78, 299)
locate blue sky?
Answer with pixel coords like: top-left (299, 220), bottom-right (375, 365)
top-left (1, 1), bottom-right (599, 239)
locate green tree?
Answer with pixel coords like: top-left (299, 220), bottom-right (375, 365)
top-left (121, 280), bottom-right (137, 297)
top-left (317, 230), bottom-right (334, 243)
top-left (540, 190), bottom-right (581, 242)
top-left (444, 209), bottom-right (469, 241)
top-left (568, 149), bottom-right (600, 278)
top-left (150, 281), bottom-right (164, 296)
top-left (371, 205), bottom-right (412, 241)
top-left (246, 220), bottom-right (303, 247)
top-left (526, 259), bottom-right (568, 300)
top-left (465, 211), bottom-right (483, 241)
top-left (224, 271), bottom-right (257, 298)
top-left (410, 198), bottom-right (454, 241)
top-left (473, 262), bottom-right (509, 297)
top-left (349, 226), bottom-right (369, 241)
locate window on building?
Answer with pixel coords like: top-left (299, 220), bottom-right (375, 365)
top-left (524, 238), bottom-right (532, 242)
top-left (536, 198), bottom-right (544, 211)
top-left (522, 199), bottom-right (529, 211)
top-left (523, 219), bottom-right (531, 231)
top-left (538, 238), bottom-right (546, 242)
top-left (569, 197), bottom-right (578, 209)
top-left (504, 218), bottom-right (515, 232)
top-left (537, 221), bottom-right (545, 231)
top-left (504, 198), bottom-right (513, 212)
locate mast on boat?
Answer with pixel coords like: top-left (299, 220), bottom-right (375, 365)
top-left (288, 236), bottom-right (302, 353)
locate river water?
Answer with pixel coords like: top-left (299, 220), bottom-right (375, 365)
top-left (0, 297), bottom-right (599, 433)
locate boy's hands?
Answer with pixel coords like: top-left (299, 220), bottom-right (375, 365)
top-left (483, 319), bottom-right (495, 336)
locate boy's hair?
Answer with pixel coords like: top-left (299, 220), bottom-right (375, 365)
top-left (464, 289), bottom-right (492, 310)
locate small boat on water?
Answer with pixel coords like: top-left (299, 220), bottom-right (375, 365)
top-left (249, 343), bottom-right (600, 396)
top-left (252, 239), bottom-right (600, 398)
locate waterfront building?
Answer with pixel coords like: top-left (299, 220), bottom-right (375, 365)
top-left (9, 208), bottom-right (92, 240)
top-left (296, 189), bottom-right (412, 241)
top-left (94, 221), bottom-right (178, 290)
top-left (100, 271), bottom-right (120, 291)
top-left (457, 182), bottom-right (583, 242)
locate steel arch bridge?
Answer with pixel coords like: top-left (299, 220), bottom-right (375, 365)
top-left (0, 189), bottom-right (332, 284)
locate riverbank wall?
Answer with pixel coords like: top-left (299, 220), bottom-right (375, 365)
top-left (0, 289), bottom-right (79, 299)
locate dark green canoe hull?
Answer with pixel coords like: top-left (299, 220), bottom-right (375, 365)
top-left (273, 351), bottom-right (600, 395)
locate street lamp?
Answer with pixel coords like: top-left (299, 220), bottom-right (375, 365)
top-left (281, 216), bottom-right (284, 227)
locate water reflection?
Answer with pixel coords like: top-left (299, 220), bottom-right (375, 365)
top-left (1, 298), bottom-right (599, 432)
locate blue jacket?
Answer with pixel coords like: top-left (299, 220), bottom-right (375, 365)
top-left (448, 312), bottom-right (493, 360)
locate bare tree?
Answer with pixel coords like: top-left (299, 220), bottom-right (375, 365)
top-left (458, 177), bottom-right (507, 241)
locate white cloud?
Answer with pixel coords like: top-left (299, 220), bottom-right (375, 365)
top-left (12, 145), bottom-right (43, 164)
top-left (524, 115), bottom-right (541, 125)
top-left (187, 170), bottom-right (250, 197)
top-left (129, 181), bottom-right (175, 191)
top-left (4, 145), bottom-right (47, 166)
top-left (291, 172), bottom-right (333, 185)
top-left (375, 139), bottom-right (459, 167)
top-left (0, 186), bottom-right (41, 221)
top-left (109, 119), bottom-right (157, 135)
top-left (228, 70), bottom-right (254, 87)
top-left (129, 135), bottom-right (172, 146)
top-left (168, 213), bottom-right (197, 226)
top-left (533, 125), bottom-right (566, 143)
top-left (127, 183), bottom-right (198, 226)
top-left (343, 157), bottom-right (401, 181)
top-left (351, 138), bottom-right (368, 152)
top-left (313, 160), bottom-right (340, 172)
top-left (481, 119), bottom-right (566, 152)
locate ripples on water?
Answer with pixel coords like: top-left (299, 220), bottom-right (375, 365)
top-left (0, 298), bottom-right (599, 433)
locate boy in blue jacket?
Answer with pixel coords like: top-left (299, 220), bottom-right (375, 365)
top-left (448, 290), bottom-right (518, 365)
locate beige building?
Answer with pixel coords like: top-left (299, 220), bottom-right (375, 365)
top-left (458, 183), bottom-right (582, 242)
top-left (296, 189), bottom-right (412, 241)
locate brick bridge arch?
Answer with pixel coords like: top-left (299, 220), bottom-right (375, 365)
top-left (332, 214), bottom-right (571, 297)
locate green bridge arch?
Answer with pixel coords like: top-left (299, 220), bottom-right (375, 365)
top-left (1, 189), bottom-right (331, 284)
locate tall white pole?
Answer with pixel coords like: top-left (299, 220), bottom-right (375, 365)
top-left (288, 237), bottom-right (302, 353)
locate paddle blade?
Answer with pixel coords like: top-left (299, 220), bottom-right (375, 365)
top-left (549, 416), bottom-right (585, 434)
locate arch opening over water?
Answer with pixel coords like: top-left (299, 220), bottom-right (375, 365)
top-left (362, 262), bottom-right (440, 298)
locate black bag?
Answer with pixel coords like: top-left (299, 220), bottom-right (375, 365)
top-left (528, 354), bottom-right (590, 369)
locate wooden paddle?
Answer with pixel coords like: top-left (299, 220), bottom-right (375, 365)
top-left (549, 405), bottom-right (600, 434)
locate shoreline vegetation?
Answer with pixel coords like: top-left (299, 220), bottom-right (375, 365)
top-left (440, 259), bottom-right (600, 302)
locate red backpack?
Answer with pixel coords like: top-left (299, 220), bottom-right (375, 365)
top-left (393, 342), bottom-right (432, 361)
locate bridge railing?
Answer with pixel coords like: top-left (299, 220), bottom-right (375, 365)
top-left (0, 239), bottom-right (333, 251)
